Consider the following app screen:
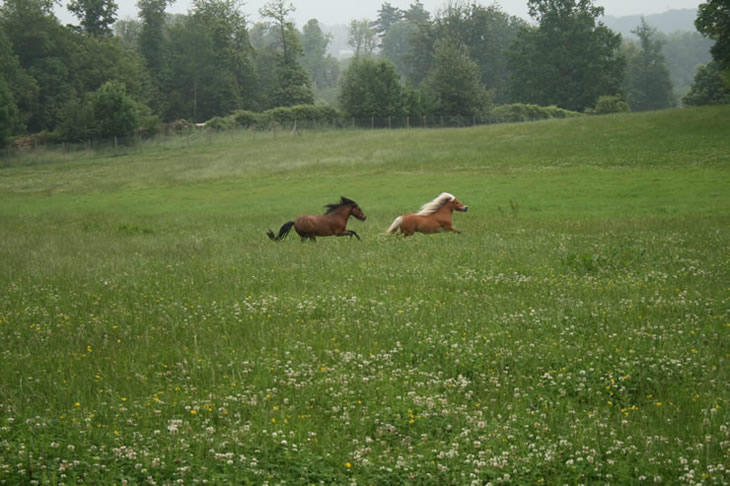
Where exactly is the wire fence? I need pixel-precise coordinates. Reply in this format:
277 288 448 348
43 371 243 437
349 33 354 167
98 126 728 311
2 114 493 161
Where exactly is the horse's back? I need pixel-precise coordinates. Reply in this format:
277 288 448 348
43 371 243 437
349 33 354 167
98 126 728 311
295 214 336 237
294 214 318 234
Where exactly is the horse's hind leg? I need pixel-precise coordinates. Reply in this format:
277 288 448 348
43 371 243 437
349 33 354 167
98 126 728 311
399 219 416 237
296 228 316 242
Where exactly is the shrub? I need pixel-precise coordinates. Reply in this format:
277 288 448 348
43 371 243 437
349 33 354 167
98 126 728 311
134 101 160 138
205 116 234 131
487 104 581 123
682 62 730 106
266 104 341 125
56 96 96 142
232 110 263 128
593 95 631 114
92 81 139 139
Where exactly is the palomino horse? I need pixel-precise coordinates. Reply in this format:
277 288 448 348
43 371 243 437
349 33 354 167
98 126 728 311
386 192 468 236
267 197 366 242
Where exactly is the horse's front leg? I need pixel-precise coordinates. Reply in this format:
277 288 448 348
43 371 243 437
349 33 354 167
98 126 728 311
443 224 461 234
337 230 360 240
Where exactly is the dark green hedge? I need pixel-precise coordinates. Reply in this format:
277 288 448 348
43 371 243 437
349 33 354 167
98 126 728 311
486 104 582 123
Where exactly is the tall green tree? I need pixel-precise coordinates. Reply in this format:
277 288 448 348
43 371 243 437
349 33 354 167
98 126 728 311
380 21 419 79
624 18 674 111
507 0 625 111
372 2 403 39
59 80 140 142
660 31 714 97
56 94 96 142
348 19 378 57
403 1 430 24
0 24 35 136
422 38 491 116
72 35 151 103
682 61 730 105
338 57 405 118
0 0 76 132
695 0 730 69
67 0 118 37
300 19 338 91
411 3 523 104
114 18 142 50
249 22 278 109
164 0 257 121
260 1 314 107
0 0 153 139
0 77 18 147
91 80 138 138
0 30 18 144
137 0 173 82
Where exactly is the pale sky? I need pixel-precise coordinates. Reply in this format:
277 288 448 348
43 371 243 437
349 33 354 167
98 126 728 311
54 0 703 27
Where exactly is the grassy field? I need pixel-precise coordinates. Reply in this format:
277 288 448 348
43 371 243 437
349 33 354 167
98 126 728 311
0 106 728 484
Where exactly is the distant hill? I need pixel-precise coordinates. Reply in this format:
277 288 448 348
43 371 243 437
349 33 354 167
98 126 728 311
601 9 698 37
600 9 712 97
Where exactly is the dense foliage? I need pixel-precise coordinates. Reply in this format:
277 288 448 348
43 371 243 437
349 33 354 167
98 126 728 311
507 0 625 112
486 103 582 122
0 0 724 148
421 39 492 117
688 0 730 106
682 61 730 105
696 0 730 69
338 57 406 118
624 19 675 111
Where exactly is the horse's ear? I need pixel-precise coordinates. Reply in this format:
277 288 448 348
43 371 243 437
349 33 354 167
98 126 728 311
341 196 357 206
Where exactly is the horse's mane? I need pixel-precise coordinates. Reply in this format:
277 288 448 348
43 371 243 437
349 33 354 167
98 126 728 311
324 196 359 214
416 192 456 215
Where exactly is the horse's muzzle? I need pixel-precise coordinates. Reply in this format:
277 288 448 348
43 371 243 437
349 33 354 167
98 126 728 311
460 206 469 212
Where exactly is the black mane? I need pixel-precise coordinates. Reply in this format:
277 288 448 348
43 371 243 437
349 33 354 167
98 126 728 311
324 196 359 214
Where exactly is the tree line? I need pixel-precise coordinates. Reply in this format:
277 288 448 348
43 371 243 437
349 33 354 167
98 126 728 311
1 0 729 149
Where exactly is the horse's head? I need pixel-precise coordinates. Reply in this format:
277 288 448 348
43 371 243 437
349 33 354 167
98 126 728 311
448 197 468 212
333 197 366 221
351 204 367 221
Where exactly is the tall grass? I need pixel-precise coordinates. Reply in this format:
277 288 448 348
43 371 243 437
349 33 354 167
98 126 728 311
0 107 728 484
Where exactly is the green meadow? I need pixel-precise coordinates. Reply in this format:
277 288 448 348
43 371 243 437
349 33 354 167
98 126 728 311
0 106 728 484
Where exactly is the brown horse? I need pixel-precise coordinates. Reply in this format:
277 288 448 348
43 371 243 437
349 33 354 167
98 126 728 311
386 192 468 236
267 197 366 242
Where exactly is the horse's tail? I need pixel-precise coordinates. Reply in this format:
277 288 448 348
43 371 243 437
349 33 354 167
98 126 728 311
267 221 295 241
386 216 403 234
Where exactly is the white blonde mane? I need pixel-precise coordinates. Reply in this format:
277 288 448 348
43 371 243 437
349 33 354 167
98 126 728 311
416 192 456 215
